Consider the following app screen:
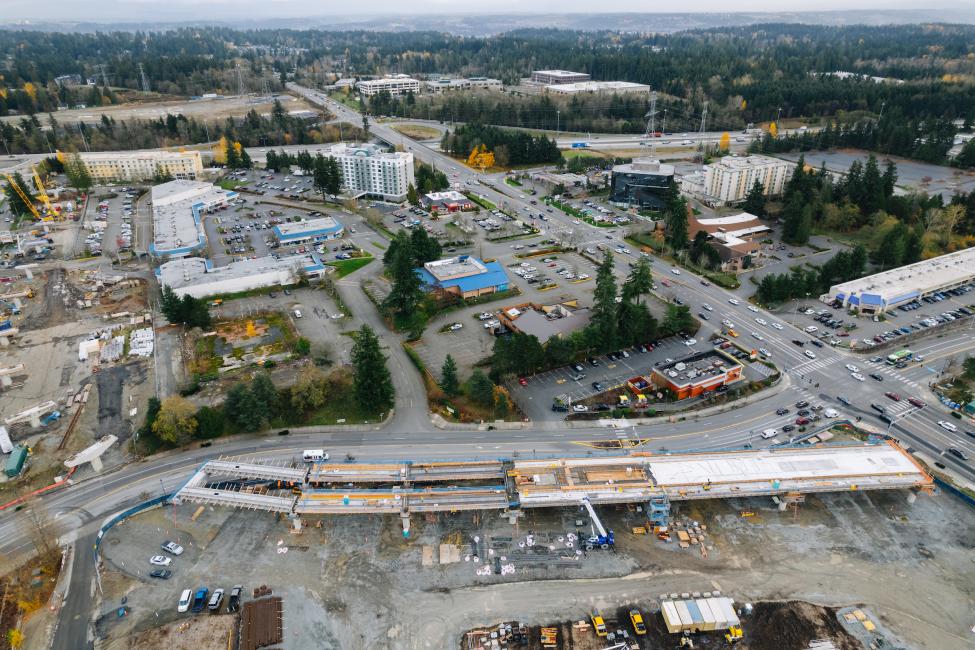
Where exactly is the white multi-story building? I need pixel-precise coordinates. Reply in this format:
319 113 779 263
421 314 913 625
356 74 421 96
424 77 503 93
79 150 203 182
530 70 590 85
703 155 792 205
544 81 651 95
329 143 415 202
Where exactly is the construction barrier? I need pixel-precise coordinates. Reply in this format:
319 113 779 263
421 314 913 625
93 494 169 560
934 477 975 509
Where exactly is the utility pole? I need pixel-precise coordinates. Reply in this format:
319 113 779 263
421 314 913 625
644 91 658 160
236 64 245 97
661 108 667 135
138 63 150 94
879 101 886 120
98 64 110 88
776 107 782 129
556 110 560 134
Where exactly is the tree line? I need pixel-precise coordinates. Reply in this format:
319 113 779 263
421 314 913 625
440 123 562 167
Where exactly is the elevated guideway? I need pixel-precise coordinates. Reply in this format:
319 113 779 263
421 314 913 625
172 440 932 535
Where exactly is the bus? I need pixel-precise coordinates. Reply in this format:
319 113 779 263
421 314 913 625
886 349 913 365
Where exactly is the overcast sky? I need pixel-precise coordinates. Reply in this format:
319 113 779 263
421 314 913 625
0 0 943 23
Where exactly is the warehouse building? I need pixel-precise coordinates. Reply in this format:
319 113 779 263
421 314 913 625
702 155 792 206
79 150 204 182
329 143 415 202
822 247 975 315
415 255 509 300
157 254 326 299
272 216 344 246
150 180 235 258
356 75 421 96
609 158 675 210
530 70 590 85
544 81 651 95
652 350 743 400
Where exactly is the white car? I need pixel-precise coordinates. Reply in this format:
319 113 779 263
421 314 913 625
755 318 767 326
805 325 818 333
578 273 590 280
938 420 958 432
851 373 865 381
161 541 184 556
702 303 714 311
478 312 493 320
293 309 302 318
573 404 588 412
684 338 697 346
149 555 172 566
804 350 816 359
178 589 192 613
671 268 681 275
722 319 733 328
759 347 771 357
449 323 463 331
728 298 740 305
483 320 499 329
747 305 759 313
804 309 815 315
751 332 764 341
761 428 777 439
771 322 783 330
845 364 860 373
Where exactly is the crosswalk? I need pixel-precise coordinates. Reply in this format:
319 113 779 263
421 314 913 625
787 355 922 390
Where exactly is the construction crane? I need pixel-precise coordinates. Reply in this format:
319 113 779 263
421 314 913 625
30 165 58 220
1 173 40 221
581 497 615 550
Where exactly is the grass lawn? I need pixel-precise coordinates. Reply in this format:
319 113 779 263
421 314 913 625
390 123 442 139
326 256 375 278
301 394 384 425
217 178 246 190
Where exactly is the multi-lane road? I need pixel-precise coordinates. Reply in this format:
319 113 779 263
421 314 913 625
0 82 968 649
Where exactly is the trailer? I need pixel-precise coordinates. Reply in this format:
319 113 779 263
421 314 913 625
0 425 12 454
5 445 26 477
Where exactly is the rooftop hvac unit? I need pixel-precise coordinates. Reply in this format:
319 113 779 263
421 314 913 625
668 370 678 378
675 362 686 371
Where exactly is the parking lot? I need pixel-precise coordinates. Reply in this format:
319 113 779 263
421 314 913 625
780 283 975 352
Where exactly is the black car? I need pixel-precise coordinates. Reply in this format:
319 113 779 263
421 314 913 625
588 357 600 366
871 403 886 413
795 401 809 409
946 447 970 461
149 569 172 579
869 373 884 382
228 585 243 613
776 407 789 415
810 340 824 348
791 339 805 347
797 409 810 416
782 424 796 433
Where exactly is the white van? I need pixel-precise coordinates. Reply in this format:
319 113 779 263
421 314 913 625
823 408 839 418
178 589 192 613
805 325 818 333
761 428 777 439
302 449 328 462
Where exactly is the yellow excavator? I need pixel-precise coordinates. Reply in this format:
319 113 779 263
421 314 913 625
724 625 743 645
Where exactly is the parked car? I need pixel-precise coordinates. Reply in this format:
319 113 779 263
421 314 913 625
178 589 192 613
161 541 184 556
191 587 209 613
149 569 172 579
207 588 225 613
149 555 172 566
228 585 243 613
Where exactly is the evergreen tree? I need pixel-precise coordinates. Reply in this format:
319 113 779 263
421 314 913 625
64 151 93 193
440 354 459 396
860 154 884 216
666 194 689 251
622 256 653 304
351 325 394 411
250 372 279 420
467 369 495 407
384 232 423 318
591 250 619 349
410 227 442 265
406 183 420 206
742 179 766 217
881 159 898 199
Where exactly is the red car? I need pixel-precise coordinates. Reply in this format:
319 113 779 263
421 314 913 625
795 417 810 425
907 397 925 408
518 377 528 386
885 392 901 401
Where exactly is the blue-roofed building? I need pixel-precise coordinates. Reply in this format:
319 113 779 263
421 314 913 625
415 255 509 300
273 217 344 246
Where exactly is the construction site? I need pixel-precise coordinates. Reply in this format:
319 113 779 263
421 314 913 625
80 436 973 650
0 256 155 503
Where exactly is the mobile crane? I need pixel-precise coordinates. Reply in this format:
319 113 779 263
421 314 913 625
30 165 58 220
581 497 615 551
2 173 40 221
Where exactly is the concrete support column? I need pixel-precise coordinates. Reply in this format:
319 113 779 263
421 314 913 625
0 336 9 347
291 515 302 532
400 510 411 538
90 455 103 472
29 414 41 428
778 500 788 512
906 491 917 505
23 269 32 280
0 375 11 388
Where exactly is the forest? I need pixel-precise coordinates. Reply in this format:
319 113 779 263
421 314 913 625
440 124 562 166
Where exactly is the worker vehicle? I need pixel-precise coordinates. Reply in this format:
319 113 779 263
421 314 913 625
580 497 614 550
191 587 209 613
629 609 647 634
591 612 607 636
178 589 192 613
725 625 744 644
303 449 328 462
207 588 225 613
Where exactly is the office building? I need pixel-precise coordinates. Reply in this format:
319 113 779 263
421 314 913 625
273 217 345 246
415 256 509 300
530 70 590 85
356 75 421 96
328 143 415 202
157 254 326 299
609 158 675 210
424 77 502 93
823 247 975 315
79 150 204 183
544 81 651 95
703 155 792 206
688 213 768 272
150 180 235 258
652 351 743 400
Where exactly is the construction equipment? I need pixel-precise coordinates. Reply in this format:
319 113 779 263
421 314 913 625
581 497 615 550
591 612 608 637
724 625 743 644
30 165 58 220
630 609 647 635
2 173 40 221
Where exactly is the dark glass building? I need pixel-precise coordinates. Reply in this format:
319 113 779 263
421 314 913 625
609 158 675 210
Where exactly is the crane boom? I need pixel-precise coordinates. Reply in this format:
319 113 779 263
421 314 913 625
2 174 40 221
30 165 56 219
581 497 608 538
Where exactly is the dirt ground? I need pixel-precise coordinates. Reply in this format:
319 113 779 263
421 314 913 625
108 613 236 650
95 485 975 650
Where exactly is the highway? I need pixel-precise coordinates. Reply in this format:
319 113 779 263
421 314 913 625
0 82 967 649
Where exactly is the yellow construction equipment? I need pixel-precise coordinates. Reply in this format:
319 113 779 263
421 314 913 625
725 625 743 644
30 165 58 220
2 173 40 221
